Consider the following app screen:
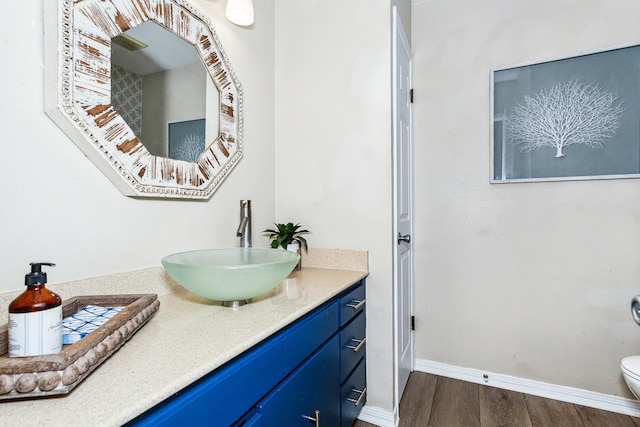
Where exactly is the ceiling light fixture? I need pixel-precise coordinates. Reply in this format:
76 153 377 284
225 0 254 26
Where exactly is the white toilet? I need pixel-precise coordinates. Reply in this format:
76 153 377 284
621 356 640 399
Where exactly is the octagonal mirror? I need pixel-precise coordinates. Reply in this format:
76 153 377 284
44 0 243 199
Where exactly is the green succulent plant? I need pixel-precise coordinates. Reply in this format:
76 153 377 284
263 222 310 251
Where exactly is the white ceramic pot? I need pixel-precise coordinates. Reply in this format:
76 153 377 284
286 243 301 271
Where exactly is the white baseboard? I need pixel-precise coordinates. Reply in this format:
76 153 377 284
415 358 640 418
358 405 397 427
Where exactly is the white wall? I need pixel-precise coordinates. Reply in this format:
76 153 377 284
274 0 396 414
413 0 640 398
0 1 276 292
142 62 207 157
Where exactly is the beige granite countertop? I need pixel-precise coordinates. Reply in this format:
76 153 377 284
0 249 368 426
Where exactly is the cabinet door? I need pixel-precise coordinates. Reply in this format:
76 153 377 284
257 335 340 426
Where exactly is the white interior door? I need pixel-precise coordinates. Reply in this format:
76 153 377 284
393 7 414 408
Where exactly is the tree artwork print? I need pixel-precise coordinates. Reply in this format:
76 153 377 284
507 80 625 159
492 44 640 182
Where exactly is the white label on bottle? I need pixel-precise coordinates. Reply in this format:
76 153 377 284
8 306 62 357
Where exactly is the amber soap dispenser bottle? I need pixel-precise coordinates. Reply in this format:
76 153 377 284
8 263 62 357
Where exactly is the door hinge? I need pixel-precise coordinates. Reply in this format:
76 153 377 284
411 315 415 331
410 88 414 103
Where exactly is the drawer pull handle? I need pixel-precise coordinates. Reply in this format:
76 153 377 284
302 410 320 426
346 299 365 311
346 338 366 353
347 387 367 407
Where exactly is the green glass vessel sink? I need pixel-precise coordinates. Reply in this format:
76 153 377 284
161 248 300 304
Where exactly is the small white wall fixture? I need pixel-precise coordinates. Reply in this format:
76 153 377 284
44 0 243 199
225 0 255 26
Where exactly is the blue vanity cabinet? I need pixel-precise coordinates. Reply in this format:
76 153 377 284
127 279 366 427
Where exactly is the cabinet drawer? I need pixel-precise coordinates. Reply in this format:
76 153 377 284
340 311 366 382
340 281 366 327
341 358 367 427
257 335 340 426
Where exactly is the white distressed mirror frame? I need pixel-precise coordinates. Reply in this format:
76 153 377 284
44 0 243 199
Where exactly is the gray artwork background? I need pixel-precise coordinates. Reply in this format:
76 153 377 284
493 45 640 181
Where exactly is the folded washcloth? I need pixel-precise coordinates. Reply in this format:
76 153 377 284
62 305 124 344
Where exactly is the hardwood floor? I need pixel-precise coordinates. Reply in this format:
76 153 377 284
353 372 640 427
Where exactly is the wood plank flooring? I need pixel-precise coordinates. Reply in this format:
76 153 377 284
353 372 640 427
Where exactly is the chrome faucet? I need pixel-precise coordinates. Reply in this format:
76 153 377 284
236 200 252 248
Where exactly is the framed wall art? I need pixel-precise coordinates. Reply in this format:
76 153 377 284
491 44 640 183
168 118 206 163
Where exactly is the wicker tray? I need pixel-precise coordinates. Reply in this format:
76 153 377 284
0 294 159 400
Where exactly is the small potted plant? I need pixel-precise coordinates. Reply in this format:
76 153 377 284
263 222 310 271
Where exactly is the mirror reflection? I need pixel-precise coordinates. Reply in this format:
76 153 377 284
110 21 220 162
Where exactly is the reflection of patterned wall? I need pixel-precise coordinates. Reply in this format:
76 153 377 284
111 65 143 137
